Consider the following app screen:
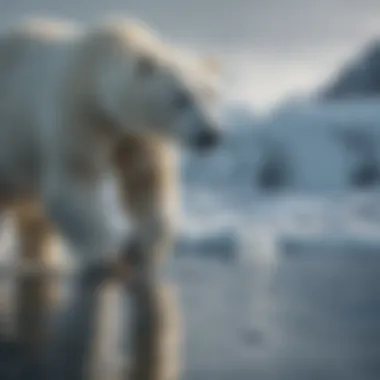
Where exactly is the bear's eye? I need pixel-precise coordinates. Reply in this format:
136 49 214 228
172 92 190 111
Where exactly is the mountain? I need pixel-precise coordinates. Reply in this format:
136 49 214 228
320 39 380 100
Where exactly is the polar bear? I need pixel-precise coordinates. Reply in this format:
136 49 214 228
0 16 221 379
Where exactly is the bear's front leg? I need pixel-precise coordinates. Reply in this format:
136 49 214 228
114 138 182 380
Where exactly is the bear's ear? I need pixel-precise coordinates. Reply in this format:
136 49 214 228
201 55 221 75
136 55 156 77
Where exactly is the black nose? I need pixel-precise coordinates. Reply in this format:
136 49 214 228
194 129 221 150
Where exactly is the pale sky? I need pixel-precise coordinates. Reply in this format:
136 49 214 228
1 0 380 110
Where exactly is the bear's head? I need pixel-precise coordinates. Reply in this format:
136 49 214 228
87 19 222 151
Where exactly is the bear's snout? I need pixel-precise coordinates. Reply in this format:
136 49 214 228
194 128 221 151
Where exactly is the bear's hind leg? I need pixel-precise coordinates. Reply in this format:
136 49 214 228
12 198 61 377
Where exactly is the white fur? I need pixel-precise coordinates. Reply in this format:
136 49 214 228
0 16 220 264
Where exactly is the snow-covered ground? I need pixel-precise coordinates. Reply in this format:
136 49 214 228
1 99 380 379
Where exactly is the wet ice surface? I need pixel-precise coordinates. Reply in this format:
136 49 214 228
176 248 380 380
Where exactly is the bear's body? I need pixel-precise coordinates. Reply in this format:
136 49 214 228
0 16 221 379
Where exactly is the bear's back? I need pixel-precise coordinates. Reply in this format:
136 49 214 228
0 18 80 100
0 18 80 199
